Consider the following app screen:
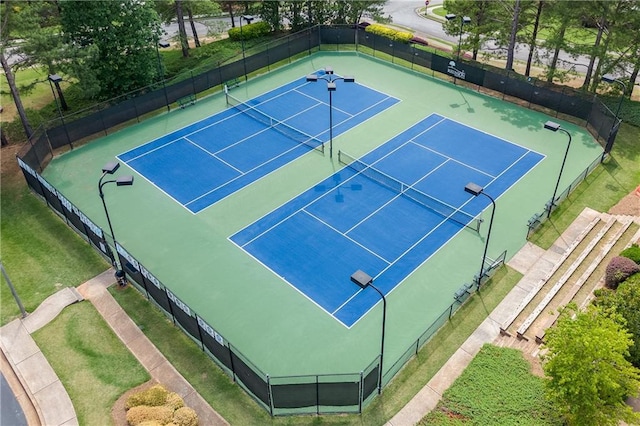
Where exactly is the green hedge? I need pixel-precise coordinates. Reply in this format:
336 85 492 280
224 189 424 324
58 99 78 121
228 21 271 41
364 24 413 43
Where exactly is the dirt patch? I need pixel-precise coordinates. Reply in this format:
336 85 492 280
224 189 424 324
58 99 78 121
521 350 545 378
1 144 24 186
111 379 158 426
608 187 640 217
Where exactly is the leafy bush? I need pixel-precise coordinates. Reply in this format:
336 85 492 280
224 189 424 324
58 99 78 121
126 405 173 425
620 244 640 264
164 392 185 411
228 21 271 41
172 407 198 426
605 256 640 290
365 24 413 43
126 385 169 409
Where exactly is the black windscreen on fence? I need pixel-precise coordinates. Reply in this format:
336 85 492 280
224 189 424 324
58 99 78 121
101 98 139 129
200 324 234 371
505 77 534 102
166 79 197 104
558 91 593 121
145 278 172 314
482 70 508 93
363 366 379 400
168 293 200 341
231 351 270 406
320 25 355 45
272 383 317 408
531 86 563 111
319 381 360 406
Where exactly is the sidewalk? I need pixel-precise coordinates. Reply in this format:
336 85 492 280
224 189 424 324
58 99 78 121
0 269 228 426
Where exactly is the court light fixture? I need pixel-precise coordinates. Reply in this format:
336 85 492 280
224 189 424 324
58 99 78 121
350 269 386 395
306 68 355 159
98 161 134 286
543 121 572 219
464 183 496 290
445 13 471 61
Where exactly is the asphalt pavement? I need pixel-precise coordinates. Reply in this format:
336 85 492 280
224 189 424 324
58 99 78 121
0 372 27 426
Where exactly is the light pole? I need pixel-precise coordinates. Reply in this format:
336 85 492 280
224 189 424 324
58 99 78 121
156 40 170 112
543 121 572 219
350 270 386 394
464 183 496 290
445 14 471 62
98 162 134 286
238 15 254 82
306 67 355 159
1 261 27 318
601 74 627 159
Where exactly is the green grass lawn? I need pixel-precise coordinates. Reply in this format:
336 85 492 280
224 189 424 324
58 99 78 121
419 344 561 425
528 123 640 249
31 301 149 425
110 264 522 425
0 158 110 325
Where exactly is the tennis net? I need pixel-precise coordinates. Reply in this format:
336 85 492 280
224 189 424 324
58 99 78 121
338 151 481 232
225 85 324 153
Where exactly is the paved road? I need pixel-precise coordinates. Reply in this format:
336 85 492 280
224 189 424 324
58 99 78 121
382 0 596 74
0 373 27 426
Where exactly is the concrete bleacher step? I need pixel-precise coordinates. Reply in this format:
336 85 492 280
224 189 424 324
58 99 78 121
533 218 636 343
517 215 621 340
499 214 602 336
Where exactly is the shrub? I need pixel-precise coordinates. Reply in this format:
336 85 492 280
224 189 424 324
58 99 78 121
165 392 185 411
365 24 413 43
173 407 198 426
620 244 640 264
605 256 640 289
228 21 271 41
126 405 173 425
126 385 170 409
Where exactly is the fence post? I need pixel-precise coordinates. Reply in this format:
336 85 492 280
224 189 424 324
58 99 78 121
267 375 274 416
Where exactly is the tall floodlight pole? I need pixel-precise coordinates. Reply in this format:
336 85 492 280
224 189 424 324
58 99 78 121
464 183 496 290
306 67 355 159
239 15 254 82
445 14 471 62
601 74 627 160
350 270 386 394
543 121 572 219
98 162 134 285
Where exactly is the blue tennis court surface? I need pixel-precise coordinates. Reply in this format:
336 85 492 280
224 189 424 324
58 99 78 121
230 114 545 327
118 72 399 213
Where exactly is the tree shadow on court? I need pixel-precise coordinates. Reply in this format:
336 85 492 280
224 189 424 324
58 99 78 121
480 95 549 132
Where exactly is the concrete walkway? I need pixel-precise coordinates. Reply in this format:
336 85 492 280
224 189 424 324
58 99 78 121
0 269 228 426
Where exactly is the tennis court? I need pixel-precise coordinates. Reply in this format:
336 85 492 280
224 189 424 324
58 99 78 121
231 113 543 326
41 52 603 383
118 71 399 213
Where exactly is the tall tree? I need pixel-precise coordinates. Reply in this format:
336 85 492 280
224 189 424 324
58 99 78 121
60 0 162 99
539 0 579 82
175 0 189 57
0 0 34 140
542 304 640 426
505 0 521 70
523 0 544 76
